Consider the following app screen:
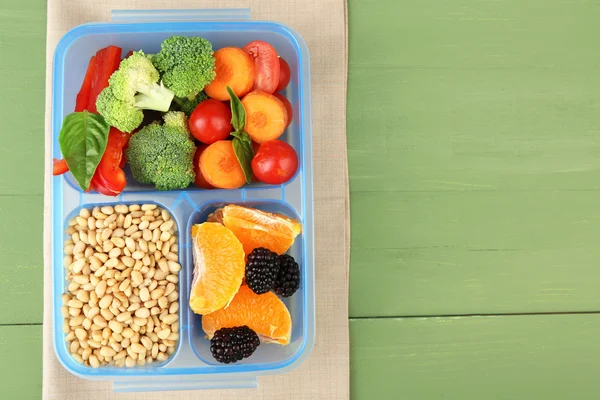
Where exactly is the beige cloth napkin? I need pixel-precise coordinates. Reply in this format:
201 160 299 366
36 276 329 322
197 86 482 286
43 0 349 398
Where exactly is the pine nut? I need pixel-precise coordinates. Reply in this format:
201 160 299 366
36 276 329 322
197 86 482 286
68 299 83 308
135 308 150 318
105 258 119 268
162 314 178 325
158 297 168 309
69 307 81 317
131 342 145 354
165 252 178 262
82 347 92 361
165 283 176 297
100 308 114 321
152 229 161 243
69 315 85 327
72 353 84 364
100 347 116 357
93 315 107 328
157 328 170 340
119 279 131 292
161 242 170 256
108 248 121 259
166 261 181 273
159 220 173 232
167 291 178 302
112 204 127 214
101 206 114 215
149 220 162 231
131 271 143 286
139 287 150 302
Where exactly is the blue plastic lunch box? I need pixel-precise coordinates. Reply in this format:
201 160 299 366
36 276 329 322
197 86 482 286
51 8 314 392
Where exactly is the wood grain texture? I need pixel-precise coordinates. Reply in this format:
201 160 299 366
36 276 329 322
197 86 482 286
0 0 46 195
347 0 600 316
0 325 42 400
351 315 600 400
0 196 44 324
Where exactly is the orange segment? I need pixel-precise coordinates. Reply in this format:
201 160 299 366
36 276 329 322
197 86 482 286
202 284 292 345
189 222 245 315
221 205 302 255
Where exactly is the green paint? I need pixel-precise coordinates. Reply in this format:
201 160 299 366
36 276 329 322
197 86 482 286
348 0 600 316
351 316 600 400
0 326 42 399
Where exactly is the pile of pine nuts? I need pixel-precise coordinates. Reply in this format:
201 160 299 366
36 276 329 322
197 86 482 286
62 203 180 368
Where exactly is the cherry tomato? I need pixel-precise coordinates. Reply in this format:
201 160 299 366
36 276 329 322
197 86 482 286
243 40 280 93
193 144 214 189
189 99 233 144
251 140 298 184
52 158 69 176
251 141 261 182
273 93 293 128
275 57 291 92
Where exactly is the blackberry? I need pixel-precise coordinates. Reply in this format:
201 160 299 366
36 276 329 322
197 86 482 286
273 254 300 297
245 247 281 294
210 326 260 363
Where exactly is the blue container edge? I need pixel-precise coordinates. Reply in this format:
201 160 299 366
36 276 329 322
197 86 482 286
51 16 316 387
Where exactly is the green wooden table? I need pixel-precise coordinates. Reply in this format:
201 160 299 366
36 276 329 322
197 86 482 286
3 0 600 398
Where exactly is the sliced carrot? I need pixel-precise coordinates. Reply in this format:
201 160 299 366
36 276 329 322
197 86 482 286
241 91 288 143
205 47 256 101
199 140 246 189
193 144 214 189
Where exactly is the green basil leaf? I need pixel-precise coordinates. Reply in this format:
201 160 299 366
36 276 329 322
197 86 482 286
227 86 246 132
58 111 110 190
232 134 254 184
230 130 252 144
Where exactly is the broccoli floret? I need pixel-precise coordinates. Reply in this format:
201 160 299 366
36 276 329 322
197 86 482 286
152 36 216 99
125 111 196 190
96 50 175 133
172 91 209 115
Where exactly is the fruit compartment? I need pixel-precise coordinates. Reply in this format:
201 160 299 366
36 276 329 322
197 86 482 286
54 20 307 194
186 199 309 371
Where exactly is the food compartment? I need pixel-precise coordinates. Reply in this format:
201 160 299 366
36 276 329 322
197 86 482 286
54 200 186 375
186 199 309 370
54 21 307 194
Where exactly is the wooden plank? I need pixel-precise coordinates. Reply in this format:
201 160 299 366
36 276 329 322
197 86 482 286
347 0 600 316
0 325 42 400
351 315 600 400
350 190 600 317
348 0 600 193
0 0 46 195
0 196 43 324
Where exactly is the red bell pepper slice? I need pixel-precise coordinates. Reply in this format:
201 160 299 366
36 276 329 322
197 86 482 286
75 55 96 112
90 128 128 196
52 158 69 176
87 46 122 113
